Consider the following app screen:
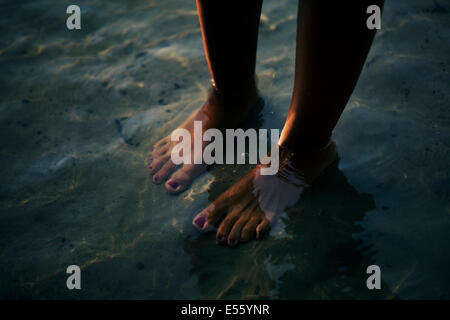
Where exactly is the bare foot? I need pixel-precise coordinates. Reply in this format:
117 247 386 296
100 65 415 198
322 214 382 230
192 141 338 247
149 85 260 194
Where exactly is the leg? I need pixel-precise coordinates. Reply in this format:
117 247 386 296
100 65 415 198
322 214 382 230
150 0 263 193
279 0 384 150
193 0 384 247
198 0 262 95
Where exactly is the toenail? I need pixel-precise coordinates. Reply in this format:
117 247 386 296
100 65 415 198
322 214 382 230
149 166 152 170
229 238 237 245
168 181 179 189
150 157 153 160
194 216 206 228
154 176 159 182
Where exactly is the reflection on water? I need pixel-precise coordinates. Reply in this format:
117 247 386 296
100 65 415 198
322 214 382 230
0 0 449 299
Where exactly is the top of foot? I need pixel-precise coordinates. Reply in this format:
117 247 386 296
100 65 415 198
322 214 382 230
192 141 337 247
149 84 262 194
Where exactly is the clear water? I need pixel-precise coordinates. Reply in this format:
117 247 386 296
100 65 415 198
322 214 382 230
1 0 449 299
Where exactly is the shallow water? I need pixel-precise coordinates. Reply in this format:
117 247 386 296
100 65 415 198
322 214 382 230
1 0 449 299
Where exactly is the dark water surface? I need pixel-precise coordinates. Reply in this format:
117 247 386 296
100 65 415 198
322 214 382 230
0 0 449 299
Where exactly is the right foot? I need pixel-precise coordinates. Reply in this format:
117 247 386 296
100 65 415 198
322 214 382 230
149 85 261 194
191 141 338 247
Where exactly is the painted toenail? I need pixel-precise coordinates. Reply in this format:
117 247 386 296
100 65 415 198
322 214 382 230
154 176 159 182
168 181 179 189
150 157 153 160
194 216 206 228
229 238 236 245
149 166 152 170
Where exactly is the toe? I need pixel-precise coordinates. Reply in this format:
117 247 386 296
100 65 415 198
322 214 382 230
192 203 227 232
153 137 169 150
149 154 170 175
151 144 170 158
192 190 236 234
215 195 254 244
155 160 179 183
227 214 250 247
165 163 206 194
256 218 270 240
240 215 261 243
216 211 240 245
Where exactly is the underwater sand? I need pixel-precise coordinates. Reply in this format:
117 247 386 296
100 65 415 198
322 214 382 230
0 0 449 299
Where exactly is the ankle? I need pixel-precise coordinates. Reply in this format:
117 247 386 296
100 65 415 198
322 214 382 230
211 75 258 103
279 134 331 154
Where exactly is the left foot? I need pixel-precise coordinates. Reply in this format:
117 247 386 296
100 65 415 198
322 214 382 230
192 141 337 247
149 85 260 194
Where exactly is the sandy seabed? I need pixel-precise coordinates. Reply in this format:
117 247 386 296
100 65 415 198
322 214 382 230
0 0 449 299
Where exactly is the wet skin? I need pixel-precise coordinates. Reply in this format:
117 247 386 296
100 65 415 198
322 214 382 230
192 141 337 247
149 87 260 194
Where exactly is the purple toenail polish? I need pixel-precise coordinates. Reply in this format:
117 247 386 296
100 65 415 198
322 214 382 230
150 157 153 160
194 216 206 228
154 176 159 182
168 181 179 189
